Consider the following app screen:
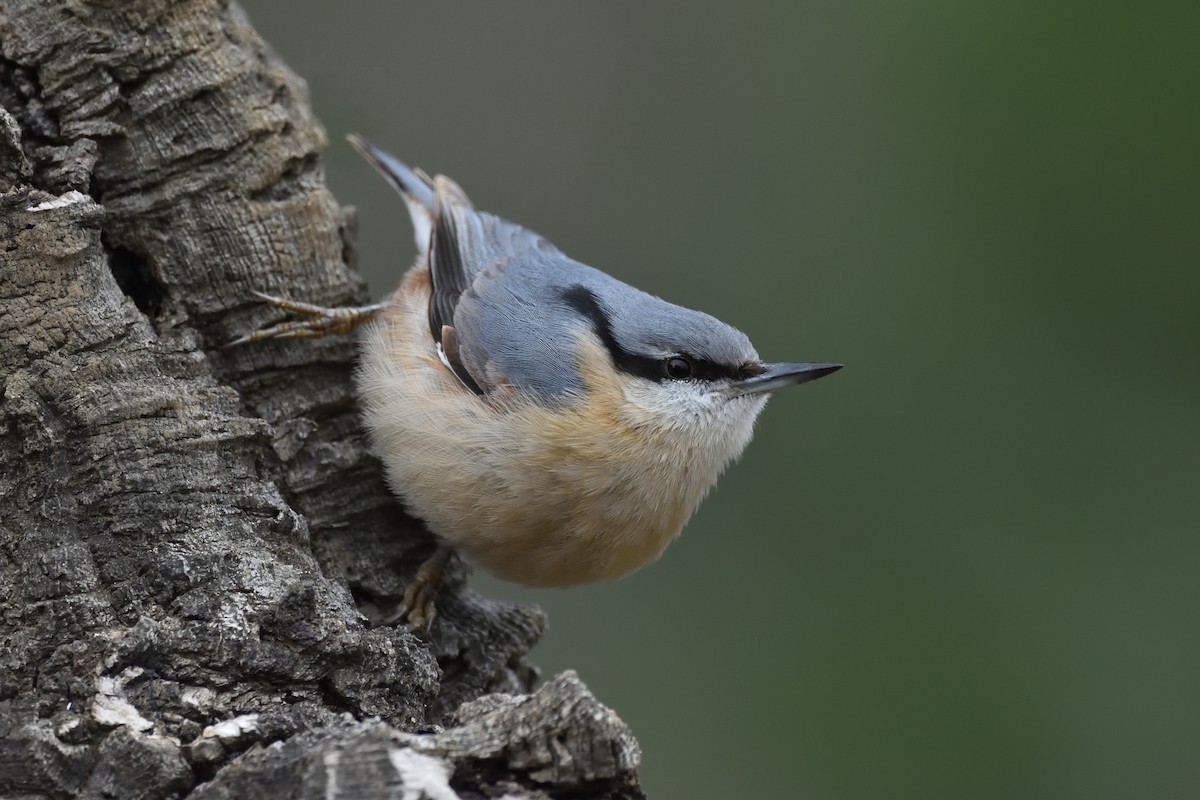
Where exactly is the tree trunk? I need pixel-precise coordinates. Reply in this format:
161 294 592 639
0 2 643 797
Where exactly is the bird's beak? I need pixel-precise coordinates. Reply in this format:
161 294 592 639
734 362 843 395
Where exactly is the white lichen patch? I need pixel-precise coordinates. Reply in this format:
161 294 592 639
92 689 154 732
91 668 154 732
199 713 260 743
29 190 90 211
389 748 459 800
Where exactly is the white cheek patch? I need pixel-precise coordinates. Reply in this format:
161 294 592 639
621 379 769 474
626 379 750 428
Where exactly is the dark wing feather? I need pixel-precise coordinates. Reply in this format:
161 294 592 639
427 176 478 340
428 179 488 396
429 206 469 342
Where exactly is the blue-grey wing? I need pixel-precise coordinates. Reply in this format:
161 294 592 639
433 198 596 402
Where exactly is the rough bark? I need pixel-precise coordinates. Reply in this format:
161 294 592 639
0 2 643 798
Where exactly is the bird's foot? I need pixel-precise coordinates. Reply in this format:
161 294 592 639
225 291 385 346
380 545 454 632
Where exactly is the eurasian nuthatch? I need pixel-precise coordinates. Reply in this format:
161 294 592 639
235 136 841 626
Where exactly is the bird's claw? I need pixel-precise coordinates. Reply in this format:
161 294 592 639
378 545 454 633
398 575 440 632
225 291 385 347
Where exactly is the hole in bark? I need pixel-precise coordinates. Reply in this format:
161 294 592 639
106 241 165 316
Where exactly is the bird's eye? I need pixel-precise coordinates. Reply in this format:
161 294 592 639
664 356 694 380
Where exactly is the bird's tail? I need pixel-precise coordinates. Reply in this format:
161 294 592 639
346 134 436 211
347 135 475 254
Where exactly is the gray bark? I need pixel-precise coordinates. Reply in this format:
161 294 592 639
0 2 643 798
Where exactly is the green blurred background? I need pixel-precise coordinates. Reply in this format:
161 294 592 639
239 3 1199 798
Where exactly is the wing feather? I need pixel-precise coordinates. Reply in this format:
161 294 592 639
428 177 475 344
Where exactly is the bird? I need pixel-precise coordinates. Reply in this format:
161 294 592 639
232 135 842 628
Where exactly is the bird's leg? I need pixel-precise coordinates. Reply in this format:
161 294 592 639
380 543 455 632
225 291 385 346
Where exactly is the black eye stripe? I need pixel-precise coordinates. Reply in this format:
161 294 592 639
669 355 744 382
559 285 749 384
560 285 663 382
